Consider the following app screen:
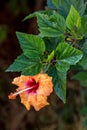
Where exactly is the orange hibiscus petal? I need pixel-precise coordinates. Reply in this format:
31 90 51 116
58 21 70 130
35 73 53 96
28 94 49 111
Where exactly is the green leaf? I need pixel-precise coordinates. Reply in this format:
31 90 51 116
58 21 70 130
56 42 83 65
66 5 81 30
6 54 42 75
82 42 87 54
56 61 70 73
23 10 54 21
52 0 61 7
43 37 58 52
52 0 86 18
47 0 55 9
23 12 37 21
6 54 30 72
48 41 82 103
37 12 66 37
73 71 87 87
80 15 87 37
16 32 45 59
79 54 87 70
47 50 54 63
49 66 66 103
21 62 42 76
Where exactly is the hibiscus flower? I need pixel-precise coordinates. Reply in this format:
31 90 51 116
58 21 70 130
8 73 53 111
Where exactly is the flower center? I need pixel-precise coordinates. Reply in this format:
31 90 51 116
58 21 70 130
8 78 39 99
25 78 39 93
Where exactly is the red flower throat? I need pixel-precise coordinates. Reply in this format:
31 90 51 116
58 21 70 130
25 78 39 93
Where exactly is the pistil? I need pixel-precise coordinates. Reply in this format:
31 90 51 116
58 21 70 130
8 86 36 99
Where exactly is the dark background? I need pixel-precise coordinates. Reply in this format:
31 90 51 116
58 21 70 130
0 0 86 130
